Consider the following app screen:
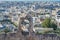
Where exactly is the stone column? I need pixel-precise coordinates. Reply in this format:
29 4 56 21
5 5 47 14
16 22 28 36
16 17 25 40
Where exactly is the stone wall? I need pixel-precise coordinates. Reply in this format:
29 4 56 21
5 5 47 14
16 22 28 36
0 33 60 40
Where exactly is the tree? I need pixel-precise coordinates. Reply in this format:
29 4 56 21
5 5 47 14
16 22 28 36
4 28 11 40
41 18 57 30
4 28 10 33
41 18 51 28
51 22 57 30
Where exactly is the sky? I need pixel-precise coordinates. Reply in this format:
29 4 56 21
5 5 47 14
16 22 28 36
0 0 60 1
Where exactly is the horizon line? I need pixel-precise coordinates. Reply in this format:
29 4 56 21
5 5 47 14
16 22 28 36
0 0 60 2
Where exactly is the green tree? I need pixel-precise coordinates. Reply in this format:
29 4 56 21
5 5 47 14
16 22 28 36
4 28 11 40
41 18 51 28
51 22 57 30
4 28 10 33
41 18 57 30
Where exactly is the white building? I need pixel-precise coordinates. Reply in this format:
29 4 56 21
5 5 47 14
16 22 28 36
55 10 60 28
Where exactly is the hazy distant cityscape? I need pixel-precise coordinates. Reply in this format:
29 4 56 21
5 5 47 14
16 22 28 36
0 1 60 40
